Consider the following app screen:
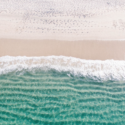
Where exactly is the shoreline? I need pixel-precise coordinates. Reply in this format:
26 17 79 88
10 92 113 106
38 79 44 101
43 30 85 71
0 39 125 60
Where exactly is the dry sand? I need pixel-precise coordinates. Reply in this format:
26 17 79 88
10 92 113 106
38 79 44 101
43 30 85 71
0 39 125 60
0 0 125 40
0 0 125 60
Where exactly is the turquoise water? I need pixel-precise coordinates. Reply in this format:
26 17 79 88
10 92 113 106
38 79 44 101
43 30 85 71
0 69 125 125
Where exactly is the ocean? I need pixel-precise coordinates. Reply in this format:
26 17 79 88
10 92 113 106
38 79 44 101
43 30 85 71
0 56 125 124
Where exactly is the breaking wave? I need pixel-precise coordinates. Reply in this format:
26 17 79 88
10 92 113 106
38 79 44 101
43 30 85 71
0 56 125 81
1 56 125 124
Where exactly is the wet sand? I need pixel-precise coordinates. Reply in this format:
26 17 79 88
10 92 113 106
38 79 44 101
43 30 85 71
0 39 125 60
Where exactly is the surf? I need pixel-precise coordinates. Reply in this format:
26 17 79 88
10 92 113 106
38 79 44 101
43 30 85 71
0 56 125 81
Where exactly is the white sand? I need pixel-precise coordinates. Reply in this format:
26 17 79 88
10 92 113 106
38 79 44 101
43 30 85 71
0 0 125 40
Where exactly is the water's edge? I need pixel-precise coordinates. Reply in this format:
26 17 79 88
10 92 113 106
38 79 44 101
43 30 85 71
0 56 125 81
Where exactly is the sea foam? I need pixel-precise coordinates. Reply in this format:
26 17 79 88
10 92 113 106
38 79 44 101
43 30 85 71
0 56 125 81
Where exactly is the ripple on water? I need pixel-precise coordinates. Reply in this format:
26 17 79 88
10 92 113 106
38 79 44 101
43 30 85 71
0 69 125 124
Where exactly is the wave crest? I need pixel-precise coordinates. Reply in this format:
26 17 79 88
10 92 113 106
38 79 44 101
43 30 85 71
0 56 125 81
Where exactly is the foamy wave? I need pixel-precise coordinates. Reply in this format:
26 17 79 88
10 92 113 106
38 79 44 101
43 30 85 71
0 56 125 81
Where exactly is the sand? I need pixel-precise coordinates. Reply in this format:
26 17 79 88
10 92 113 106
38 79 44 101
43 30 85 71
0 0 125 40
0 0 125 60
0 39 125 60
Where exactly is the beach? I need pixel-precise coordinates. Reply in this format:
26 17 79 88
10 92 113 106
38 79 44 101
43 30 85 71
1 0 125 124
0 39 125 60
0 0 125 60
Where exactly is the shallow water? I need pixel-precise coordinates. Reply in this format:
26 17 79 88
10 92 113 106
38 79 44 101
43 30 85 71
0 56 125 124
0 69 125 125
